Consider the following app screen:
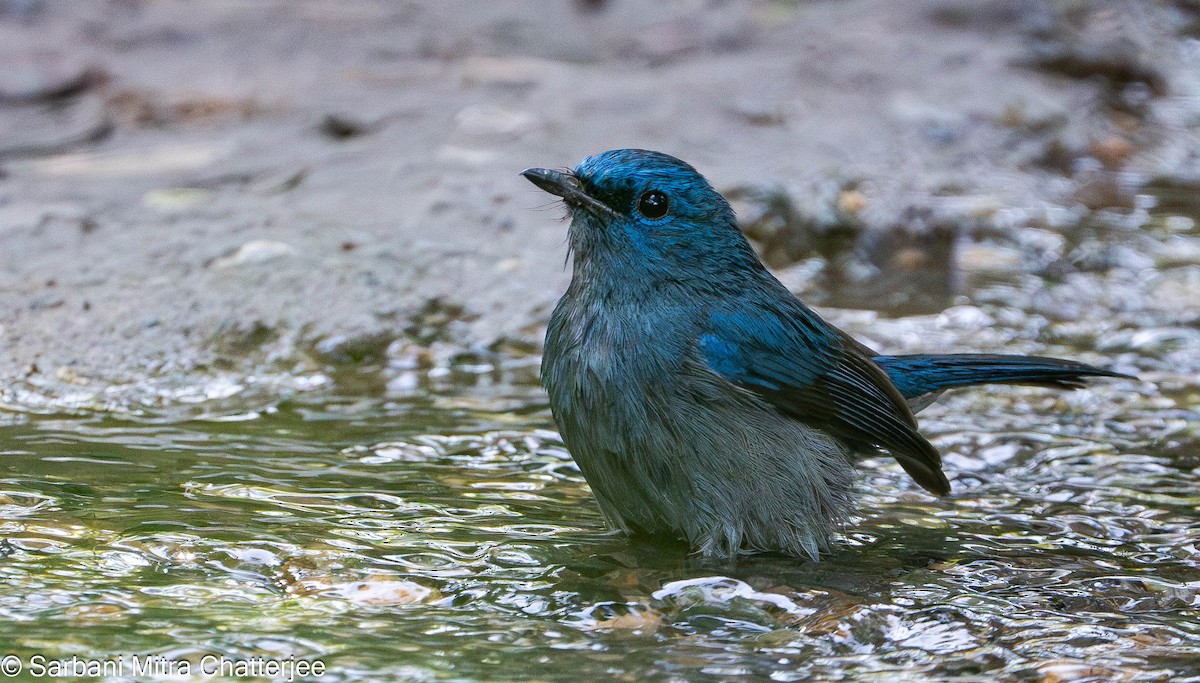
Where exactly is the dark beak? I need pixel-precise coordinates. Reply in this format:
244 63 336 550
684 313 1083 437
520 167 617 217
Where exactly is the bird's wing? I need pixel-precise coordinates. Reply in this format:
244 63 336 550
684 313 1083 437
698 303 950 495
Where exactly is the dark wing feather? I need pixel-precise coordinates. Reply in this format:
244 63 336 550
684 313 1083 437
699 304 950 495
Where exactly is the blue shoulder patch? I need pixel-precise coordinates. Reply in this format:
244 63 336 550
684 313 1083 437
698 333 741 375
700 306 841 394
699 330 784 391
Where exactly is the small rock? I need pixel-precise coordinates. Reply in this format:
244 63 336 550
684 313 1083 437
311 331 394 365
997 96 1068 133
211 320 276 356
589 606 664 632
1035 660 1119 683
342 578 439 606
142 187 213 211
64 603 128 625
1149 266 1200 311
1072 173 1135 210
54 366 88 385
318 113 373 139
288 573 440 607
212 240 298 268
729 94 787 126
1090 135 1135 170
386 372 420 395
574 0 609 13
837 189 868 216
1164 215 1195 233
494 257 523 273
959 242 1022 273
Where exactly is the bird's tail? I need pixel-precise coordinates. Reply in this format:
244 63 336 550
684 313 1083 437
873 354 1132 409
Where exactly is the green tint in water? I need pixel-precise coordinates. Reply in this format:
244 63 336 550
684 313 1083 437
0 372 1197 682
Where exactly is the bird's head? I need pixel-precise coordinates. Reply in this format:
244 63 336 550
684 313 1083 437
522 149 758 278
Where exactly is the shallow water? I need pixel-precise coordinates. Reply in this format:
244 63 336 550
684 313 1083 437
2 214 1199 681
1 360 1196 681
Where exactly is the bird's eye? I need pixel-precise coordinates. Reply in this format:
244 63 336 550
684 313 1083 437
636 190 669 220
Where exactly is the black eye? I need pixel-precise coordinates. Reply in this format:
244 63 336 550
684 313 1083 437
636 190 669 220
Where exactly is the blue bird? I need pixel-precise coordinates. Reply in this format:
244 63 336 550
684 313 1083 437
522 149 1130 560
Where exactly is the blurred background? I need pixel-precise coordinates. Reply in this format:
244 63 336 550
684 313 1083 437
0 2 1198 681
0 0 1196 403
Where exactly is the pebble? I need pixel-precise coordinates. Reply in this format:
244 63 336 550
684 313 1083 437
1164 215 1195 233
1150 236 1200 268
338 578 439 606
1090 135 1136 170
587 606 664 632
959 242 1022 273
729 94 788 126
142 187 213 211
318 113 372 140
212 239 298 269
1035 660 1118 683
288 574 440 606
997 95 1068 132
1148 266 1200 310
